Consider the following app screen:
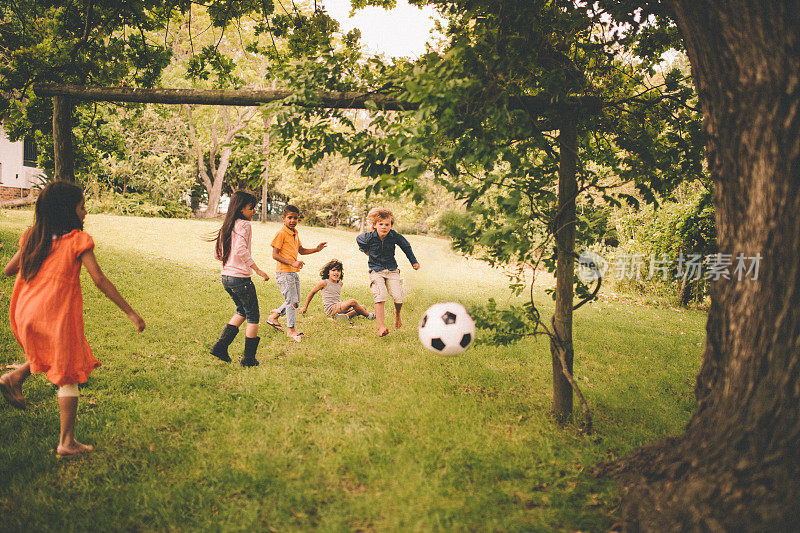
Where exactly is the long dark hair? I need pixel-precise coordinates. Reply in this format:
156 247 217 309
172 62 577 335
320 259 343 280
216 190 258 265
20 181 85 281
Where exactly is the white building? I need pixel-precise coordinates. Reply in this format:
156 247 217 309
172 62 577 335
0 126 45 201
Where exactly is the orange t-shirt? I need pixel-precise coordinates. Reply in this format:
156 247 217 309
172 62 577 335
10 229 100 386
271 225 301 273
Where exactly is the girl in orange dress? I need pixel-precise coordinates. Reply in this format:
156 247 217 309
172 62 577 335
0 182 145 456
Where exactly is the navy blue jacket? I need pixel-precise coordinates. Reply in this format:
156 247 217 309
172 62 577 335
356 229 419 272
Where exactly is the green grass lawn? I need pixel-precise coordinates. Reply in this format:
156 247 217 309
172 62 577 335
0 209 706 532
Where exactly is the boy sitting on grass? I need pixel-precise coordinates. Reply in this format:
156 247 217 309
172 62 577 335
299 259 375 320
356 207 420 337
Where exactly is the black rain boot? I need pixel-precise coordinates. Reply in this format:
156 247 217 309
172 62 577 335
210 324 239 362
241 336 260 367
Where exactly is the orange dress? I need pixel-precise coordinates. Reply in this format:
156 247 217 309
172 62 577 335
10 229 100 386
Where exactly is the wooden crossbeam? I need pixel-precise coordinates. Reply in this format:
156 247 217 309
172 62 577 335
34 84 419 111
33 83 602 116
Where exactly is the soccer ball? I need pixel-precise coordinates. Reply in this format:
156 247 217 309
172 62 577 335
418 302 476 356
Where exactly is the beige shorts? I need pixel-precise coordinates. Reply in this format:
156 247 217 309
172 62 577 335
369 269 404 304
325 302 347 317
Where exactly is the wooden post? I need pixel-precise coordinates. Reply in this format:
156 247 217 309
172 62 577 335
52 96 75 182
550 114 577 421
260 114 272 222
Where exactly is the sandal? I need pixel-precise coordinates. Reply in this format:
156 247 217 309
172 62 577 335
265 320 284 332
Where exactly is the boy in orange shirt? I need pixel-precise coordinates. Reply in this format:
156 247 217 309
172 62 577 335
265 205 326 342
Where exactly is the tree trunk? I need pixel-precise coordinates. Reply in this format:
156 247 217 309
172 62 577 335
609 2 800 530
678 277 694 307
203 143 234 218
206 181 223 219
550 116 577 421
261 114 272 222
52 96 75 182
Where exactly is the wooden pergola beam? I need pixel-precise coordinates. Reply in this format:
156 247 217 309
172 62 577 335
34 84 419 111
33 83 603 116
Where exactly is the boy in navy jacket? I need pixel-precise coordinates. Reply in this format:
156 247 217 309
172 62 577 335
356 207 420 336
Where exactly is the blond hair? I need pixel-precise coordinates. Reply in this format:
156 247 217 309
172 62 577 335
367 207 394 228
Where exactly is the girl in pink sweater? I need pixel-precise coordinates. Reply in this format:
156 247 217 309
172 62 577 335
210 191 270 367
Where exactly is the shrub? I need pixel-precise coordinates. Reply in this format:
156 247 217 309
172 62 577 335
86 190 191 218
614 187 715 306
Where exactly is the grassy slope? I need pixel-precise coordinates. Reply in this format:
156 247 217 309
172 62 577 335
0 210 705 532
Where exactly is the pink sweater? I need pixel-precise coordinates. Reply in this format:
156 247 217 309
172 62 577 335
219 219 256 277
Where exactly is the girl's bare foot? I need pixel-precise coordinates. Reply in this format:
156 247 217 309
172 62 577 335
0 373 25 410
394 316 402 329
56 441 94 456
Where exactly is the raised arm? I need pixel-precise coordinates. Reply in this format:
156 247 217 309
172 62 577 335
4 250 21 277
80 250 145 332
299 242 327 255
299 280 326 314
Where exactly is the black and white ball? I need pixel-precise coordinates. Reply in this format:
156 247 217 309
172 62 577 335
418 302 476 356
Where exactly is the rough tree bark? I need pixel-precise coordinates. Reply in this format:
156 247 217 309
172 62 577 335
52 96 75 182
608 2 800 530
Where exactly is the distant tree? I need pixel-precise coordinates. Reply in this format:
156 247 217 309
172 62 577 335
168 3 342 217
76 103 194 203
185 103 258 216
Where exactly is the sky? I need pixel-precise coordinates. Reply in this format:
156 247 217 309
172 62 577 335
320 0 443 59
